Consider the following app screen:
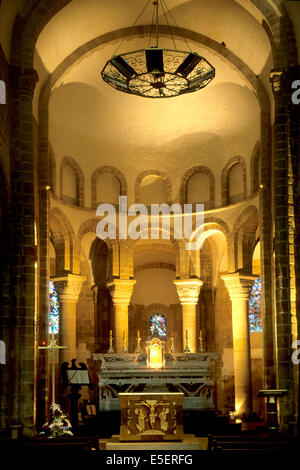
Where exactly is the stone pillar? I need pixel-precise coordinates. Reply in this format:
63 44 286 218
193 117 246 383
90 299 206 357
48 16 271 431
222 273 256 416
8 67 39 435
270 67 300 432
174 279 202 353
53 274 85 364
107 279 136 353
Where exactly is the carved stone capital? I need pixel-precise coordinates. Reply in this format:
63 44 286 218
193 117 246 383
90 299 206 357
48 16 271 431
269 69 285 95
52 274 86 302
174 279 203 304
221 273 257 300
270 66 300 97
107 279 136 305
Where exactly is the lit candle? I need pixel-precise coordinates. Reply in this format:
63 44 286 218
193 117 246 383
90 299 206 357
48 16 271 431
137 330 140 338
109 330 112 337
199 330 203 339
186 329 188 339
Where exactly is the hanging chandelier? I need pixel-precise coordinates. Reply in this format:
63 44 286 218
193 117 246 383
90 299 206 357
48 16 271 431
101 0 215 98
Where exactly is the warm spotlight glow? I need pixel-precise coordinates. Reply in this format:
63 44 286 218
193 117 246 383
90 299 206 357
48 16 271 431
150 345 161 368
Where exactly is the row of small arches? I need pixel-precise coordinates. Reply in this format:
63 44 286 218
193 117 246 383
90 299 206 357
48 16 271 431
50 151 260 209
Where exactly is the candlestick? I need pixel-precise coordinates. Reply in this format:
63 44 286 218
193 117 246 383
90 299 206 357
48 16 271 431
135 331 142 353
169 334 175 354
198 330 204 352
122 330 128 354
184 329 191 353
107 330 115 354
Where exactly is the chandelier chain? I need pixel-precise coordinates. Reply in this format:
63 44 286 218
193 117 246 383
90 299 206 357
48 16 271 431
160 0 177 50
161 0 192 53
112 0 152 57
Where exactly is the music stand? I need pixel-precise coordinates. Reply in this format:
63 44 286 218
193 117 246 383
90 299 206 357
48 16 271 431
61 359 93 430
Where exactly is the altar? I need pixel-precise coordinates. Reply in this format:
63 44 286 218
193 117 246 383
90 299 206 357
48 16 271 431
93 349 218 411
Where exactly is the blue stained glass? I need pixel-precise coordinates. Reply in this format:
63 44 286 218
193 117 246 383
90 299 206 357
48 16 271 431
49 280 59 334
150 314 166 338
248 277 262 332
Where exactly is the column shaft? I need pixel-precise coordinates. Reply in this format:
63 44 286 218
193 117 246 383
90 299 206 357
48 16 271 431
181 303 197 353
230 296 252 414
222 273 256 416
174 279 202 353
107 279 136 354
114 304 130 354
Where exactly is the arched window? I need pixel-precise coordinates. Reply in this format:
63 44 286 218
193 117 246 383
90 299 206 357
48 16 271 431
229 162 244 204
62 164 77 205
49 280 59 334
248 278 262 332
187 172 211 206
96 173 120 204
140 175 167 205
150 314 166 338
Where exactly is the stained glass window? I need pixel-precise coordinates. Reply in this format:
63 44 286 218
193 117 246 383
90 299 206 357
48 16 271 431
150 314 166 338
49 280 59 334
248 277 262 332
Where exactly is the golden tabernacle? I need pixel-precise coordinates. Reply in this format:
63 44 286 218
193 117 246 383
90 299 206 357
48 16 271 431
119 392 184 441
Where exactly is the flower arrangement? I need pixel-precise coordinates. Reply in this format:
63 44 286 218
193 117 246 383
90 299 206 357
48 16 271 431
41 402 73 437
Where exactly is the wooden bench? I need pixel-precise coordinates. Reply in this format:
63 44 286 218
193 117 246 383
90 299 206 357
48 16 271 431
0 436 99 454
208 434 298 452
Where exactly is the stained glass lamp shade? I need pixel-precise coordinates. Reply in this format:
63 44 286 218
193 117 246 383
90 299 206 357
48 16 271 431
101 0 215 98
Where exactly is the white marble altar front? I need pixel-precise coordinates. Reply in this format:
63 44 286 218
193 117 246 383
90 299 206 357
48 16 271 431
93 351 218 411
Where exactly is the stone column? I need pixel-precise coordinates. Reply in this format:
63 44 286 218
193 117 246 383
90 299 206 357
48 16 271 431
53 274 85 364
107 279 136 353
174 279 202 353
222 273 256 416
270 67 300 432
8 67 39 435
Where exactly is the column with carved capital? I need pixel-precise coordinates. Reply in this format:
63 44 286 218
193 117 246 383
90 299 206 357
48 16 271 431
107 279 136 353
174 279 203 353
53 274 85 364
222 273 256 415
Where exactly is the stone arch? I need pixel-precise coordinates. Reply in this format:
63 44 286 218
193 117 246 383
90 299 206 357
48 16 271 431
233 205 260 273
221 156 247 206
91 166 127 208
50 206 79 274
48 144 56 194
134 262 176 276
60 156 85 207
251 142 261 194
135 170 172 205
89 238 109 286
188 217 230 279
77 218 120 279
180 165 215 208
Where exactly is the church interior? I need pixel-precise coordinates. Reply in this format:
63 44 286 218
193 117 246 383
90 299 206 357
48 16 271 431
0 0 300 454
